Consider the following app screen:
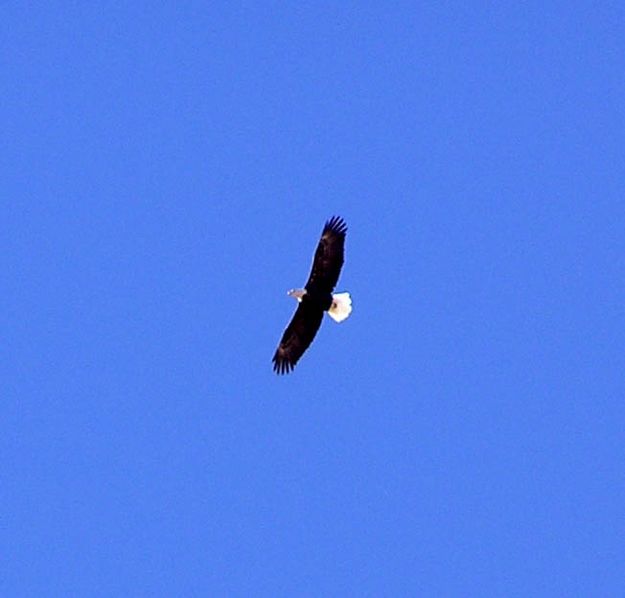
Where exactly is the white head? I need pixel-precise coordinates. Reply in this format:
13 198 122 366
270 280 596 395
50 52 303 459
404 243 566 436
287 288 307 302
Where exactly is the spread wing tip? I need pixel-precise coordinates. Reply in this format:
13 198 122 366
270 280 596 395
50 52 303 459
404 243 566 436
272 355 294 375
324 215 348 236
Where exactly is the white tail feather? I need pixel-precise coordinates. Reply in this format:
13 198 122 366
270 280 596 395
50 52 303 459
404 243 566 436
328 292 352 323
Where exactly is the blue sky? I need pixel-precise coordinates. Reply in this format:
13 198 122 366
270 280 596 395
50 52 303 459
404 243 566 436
3 3 624 595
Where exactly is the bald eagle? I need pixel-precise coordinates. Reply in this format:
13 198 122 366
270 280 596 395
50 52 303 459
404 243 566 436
272 216 352 374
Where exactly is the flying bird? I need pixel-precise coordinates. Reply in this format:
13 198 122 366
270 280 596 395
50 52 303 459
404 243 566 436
272 216 352 374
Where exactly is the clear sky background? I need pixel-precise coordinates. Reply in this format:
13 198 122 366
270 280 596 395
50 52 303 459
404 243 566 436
3 3 624 596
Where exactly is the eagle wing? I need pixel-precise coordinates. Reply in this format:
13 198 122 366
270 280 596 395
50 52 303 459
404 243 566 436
304 216 347 293
272 301 324 374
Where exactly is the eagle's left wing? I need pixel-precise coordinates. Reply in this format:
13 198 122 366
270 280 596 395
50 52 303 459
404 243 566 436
304 216 347 293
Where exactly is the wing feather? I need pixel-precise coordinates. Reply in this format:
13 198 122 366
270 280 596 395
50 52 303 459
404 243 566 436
304 216 347 293
272 302 324 374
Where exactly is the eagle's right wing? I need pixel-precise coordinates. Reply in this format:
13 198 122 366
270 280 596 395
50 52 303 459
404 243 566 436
272 302 324 374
